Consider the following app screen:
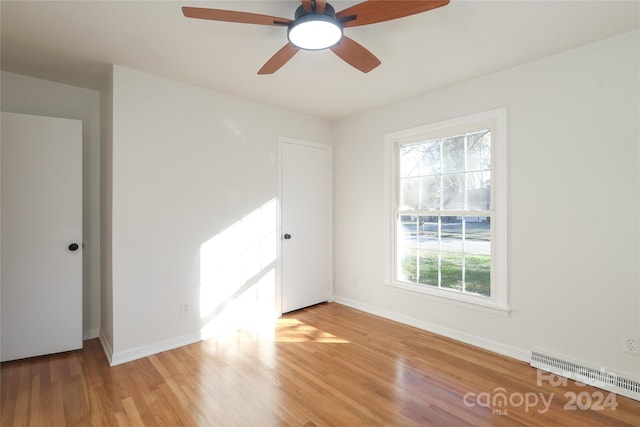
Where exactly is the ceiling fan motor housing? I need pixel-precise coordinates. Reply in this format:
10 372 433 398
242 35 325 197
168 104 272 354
294 2 337 20
288 3 343 50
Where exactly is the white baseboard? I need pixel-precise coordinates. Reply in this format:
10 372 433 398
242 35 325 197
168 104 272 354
109 332 202 366
333 295 529 363
98 330 113 365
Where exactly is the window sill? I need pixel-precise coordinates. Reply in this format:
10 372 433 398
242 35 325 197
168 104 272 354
384 280 511 317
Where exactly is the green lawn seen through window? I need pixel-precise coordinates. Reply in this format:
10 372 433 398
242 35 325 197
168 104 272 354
400 252 490 297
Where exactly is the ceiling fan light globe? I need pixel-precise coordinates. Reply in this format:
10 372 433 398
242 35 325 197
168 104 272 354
288 16 343 50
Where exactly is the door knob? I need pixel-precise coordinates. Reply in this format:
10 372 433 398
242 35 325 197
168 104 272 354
68 243 79 251
283 234 292 240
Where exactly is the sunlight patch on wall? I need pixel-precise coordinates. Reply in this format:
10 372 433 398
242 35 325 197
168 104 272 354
199 199 278 338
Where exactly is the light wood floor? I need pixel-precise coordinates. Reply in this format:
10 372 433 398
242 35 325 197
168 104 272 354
2 303 639 426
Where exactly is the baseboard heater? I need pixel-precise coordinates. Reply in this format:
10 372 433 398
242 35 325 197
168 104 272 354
531 351 640 401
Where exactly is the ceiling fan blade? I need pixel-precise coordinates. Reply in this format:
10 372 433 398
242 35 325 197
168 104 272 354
301 0 312 13
182 7 291 26
337 0 449 28
315 0 327 14
330 36 381 73
258 43 300 74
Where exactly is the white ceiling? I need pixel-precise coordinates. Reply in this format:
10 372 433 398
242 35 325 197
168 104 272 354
1 1 638 120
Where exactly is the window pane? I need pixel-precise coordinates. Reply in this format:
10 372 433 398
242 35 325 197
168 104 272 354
465 216 490 255
464 254 490 297
399 143 421 177
467 130 491 171
441 252 462 291
397 247 417 283
399 177 419 210
442 136 465 173
418 250 438 286
418 216 438 249
442 173 464 209
398 215 417 247
466 171 491 210
419 140 441 175
419 176 440 210
441 216 463 252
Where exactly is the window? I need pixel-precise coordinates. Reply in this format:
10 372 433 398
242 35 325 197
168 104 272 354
387 109 508 311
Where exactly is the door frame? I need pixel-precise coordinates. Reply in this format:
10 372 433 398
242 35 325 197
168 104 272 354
277 137 333 316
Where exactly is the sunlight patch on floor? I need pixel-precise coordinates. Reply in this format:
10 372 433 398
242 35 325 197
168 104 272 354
275 318 350 343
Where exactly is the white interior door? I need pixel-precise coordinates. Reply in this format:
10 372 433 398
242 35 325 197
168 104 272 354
1 112 83 362
280 139 331 313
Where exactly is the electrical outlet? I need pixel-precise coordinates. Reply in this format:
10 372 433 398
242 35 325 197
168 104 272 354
180 302 189 316
623 336 640 355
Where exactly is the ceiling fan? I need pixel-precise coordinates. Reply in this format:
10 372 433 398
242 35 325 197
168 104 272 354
182 0 450 74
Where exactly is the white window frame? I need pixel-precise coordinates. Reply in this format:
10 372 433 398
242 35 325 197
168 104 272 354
384 108 509 313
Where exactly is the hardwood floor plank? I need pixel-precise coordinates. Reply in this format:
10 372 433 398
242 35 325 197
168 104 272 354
17 362 34 425
121 396 145 426
27 368 40 426
2 302 639 426
49 378 65 426
114 410 130 427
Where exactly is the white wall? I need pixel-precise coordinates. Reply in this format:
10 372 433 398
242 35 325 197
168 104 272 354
1 71 101 340
105 65 332 364
333 30 640 378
